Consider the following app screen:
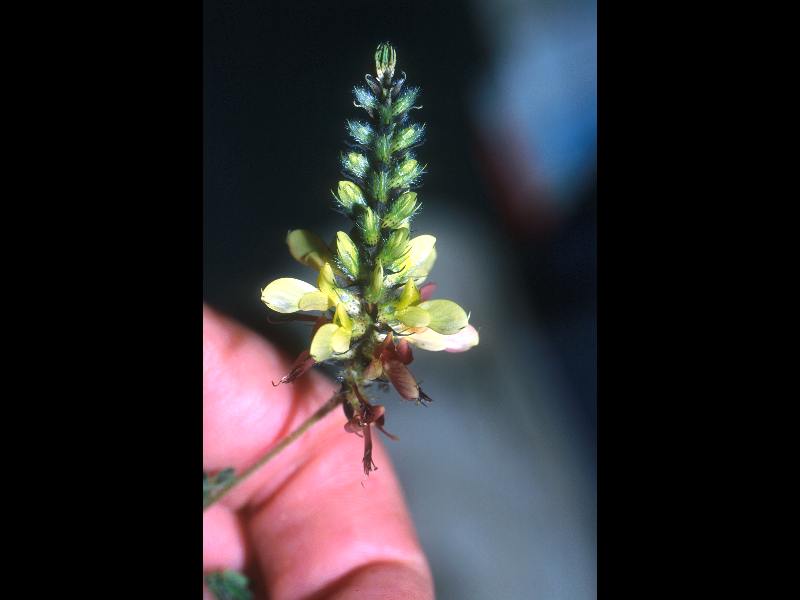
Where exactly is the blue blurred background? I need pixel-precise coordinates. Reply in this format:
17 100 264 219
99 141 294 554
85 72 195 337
204 1 596 597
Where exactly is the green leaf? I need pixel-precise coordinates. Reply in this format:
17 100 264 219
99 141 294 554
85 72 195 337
286 230 331 271
205 570 253 600
417 299 468 334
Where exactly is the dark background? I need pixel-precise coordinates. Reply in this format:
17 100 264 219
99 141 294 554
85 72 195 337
204 1 596 597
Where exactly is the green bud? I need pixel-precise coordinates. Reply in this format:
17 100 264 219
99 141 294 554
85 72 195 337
358 205 380 246
346 120 374 146
392 86 420 117
375 134 392 164
379 227 410 268
342 152 369 179
391 124 425 154
353 86 377 110
389 158 424 190
382 191 420 229
365 259 384 303
335 180 366 213
371 170 389 203
336 231 360 279
375 42 396 82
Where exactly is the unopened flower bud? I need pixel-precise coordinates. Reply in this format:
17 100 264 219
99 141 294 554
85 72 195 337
375 42 396 83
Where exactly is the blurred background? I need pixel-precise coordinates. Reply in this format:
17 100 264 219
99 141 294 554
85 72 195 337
204 1 596 598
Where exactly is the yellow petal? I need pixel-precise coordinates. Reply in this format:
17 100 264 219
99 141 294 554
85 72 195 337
261 278 318 313
395 279 420 311
417 299 468 334
317 262 340 304
286 230 331 271
333 302 353 331
310 323 340 361
331 326 352 354
298 290 332 312
384 234 436 287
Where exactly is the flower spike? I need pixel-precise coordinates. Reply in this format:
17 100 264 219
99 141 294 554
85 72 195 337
260 43 479 474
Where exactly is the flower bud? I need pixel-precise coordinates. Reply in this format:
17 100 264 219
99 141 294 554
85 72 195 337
389 158 424 190
358 205 380 246
335 180 366 213
336 231 360 279
392 124 425 154
342 152 369 179
392 86 420 117
346 120 373 146
375 42 396 83
379 227 410 268
371 169 389 203
382 191 419 229
365 259 384 303
375 133 392 164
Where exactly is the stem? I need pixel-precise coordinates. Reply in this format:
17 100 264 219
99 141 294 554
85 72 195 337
203 392 344 511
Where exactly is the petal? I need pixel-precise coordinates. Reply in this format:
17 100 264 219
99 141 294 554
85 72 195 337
333 302 353 331
298 290 332 312
363 357 384 380
382 359 419 400
331 326 351 354
309 323 340 361
405 324 480 352
417 299 469 335
396 339 414 364
411 246 437 285
261 278 318 313
286 230 332 271
419 282 437 301
385 235 436 286
397 306 430 328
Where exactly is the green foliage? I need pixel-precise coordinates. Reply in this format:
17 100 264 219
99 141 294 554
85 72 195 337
205 570 253 600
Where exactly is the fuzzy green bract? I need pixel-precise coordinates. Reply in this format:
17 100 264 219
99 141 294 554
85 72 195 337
260 43 479 475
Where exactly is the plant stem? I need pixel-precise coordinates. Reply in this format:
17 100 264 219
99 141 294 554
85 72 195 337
203 392 344 511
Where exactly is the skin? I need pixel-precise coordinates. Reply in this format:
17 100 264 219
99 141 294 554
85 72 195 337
203 305 434 600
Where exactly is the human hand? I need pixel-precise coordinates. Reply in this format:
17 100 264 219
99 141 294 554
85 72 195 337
203 305 434 599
